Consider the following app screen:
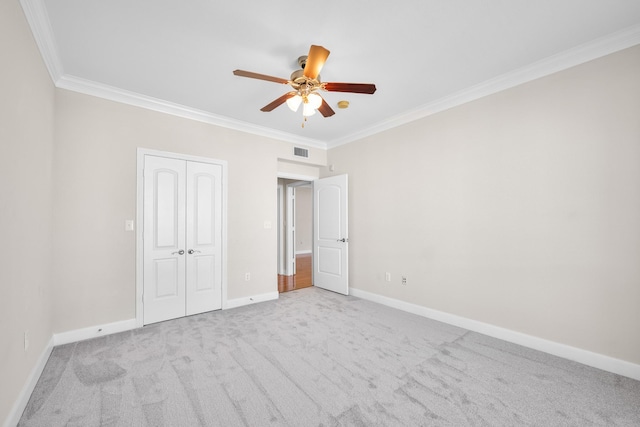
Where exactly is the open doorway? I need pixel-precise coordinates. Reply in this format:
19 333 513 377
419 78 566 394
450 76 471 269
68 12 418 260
277 178 313 293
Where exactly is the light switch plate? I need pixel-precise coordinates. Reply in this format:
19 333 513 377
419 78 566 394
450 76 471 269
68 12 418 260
125 220 134 231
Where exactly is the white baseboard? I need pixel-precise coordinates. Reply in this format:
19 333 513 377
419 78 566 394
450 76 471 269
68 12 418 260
53 318 138 346
4 336 54 427
350 288 640 381
51 293 283 344
4 295 286 426
224 291 279 310
295 250 312 255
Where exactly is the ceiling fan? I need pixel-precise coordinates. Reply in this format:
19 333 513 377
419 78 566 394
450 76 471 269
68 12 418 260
233 45 376 125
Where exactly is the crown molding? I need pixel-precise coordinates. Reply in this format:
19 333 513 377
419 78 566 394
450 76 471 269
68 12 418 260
20 0 640 151
20 0 63 83
327 23 640 149
57 75 327 149
20 0 326 150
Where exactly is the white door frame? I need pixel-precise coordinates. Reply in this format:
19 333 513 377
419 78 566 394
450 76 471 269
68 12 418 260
136 148 228 328
286 185 296 276
287 180 313 261
277 172 317 282
277 184 285 275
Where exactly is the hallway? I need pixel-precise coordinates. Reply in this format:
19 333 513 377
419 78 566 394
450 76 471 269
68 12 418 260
278 254 312 293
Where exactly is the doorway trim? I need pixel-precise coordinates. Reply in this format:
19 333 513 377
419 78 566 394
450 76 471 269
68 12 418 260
285 185 296 276
277 171 316 291
136 148 228 328
286 180 313 273
278 172 317 181
277 184 285 275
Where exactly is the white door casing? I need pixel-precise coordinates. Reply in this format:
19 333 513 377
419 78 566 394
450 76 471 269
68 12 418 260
286 186 296 276
313 174 349 295
141 152 224 325
277 184 284 275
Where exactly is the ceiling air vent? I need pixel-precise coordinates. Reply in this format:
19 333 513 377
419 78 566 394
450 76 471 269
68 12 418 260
294 147 309 158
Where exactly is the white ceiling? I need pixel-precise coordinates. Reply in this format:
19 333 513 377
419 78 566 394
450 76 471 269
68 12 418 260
24 0 640 148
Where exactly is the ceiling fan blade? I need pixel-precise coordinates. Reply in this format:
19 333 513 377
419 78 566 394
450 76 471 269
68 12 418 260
318 98 335 117
233 70 289 84
323 82 377 94
303 45 330 80
260 92 296 112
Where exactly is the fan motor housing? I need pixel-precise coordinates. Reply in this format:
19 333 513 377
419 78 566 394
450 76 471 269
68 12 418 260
290 69 321 91
290 69 305 84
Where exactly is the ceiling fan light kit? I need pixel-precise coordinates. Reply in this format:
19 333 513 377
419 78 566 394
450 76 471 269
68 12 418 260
286 92 323 115
233 45 376 127
286 95 302 112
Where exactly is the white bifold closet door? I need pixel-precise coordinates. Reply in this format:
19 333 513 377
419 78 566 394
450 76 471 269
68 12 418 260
143 155 222 325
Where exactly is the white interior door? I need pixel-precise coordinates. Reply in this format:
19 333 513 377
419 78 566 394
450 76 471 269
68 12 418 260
286 186 296 276
143 155 222 324
313 174 349 295
185 161 222 315
277 184 284 275
143 156 187 324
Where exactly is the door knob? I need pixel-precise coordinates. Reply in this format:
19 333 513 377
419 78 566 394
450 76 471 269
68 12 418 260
172 249 185 255
188 249 201 254
337 238 348 242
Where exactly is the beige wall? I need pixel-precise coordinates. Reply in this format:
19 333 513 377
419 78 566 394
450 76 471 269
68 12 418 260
3 2 639 422
0 0 56 422
277 159 320 179
52 90 326 332
326 45 640 364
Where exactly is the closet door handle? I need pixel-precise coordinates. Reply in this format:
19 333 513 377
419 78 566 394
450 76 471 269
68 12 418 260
188 249 201 254
172 250 185 255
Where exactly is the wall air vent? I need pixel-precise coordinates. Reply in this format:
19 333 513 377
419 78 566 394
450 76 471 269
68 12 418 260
293 147 309 158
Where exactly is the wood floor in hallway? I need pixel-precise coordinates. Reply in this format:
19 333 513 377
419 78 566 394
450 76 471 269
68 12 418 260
278 253 312 293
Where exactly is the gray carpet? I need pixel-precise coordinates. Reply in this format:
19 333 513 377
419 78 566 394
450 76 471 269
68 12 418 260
19 287 640 426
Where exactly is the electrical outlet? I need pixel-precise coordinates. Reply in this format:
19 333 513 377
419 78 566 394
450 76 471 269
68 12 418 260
402 276 407 285
24 330 29 352
385 272 391 282
245 272 251 281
